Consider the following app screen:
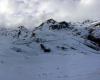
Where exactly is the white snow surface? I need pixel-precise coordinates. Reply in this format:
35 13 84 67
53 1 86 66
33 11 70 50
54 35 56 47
0 20 100 80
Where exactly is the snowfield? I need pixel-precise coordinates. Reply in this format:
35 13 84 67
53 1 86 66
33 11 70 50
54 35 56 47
0 53 100 80
0 19 100 80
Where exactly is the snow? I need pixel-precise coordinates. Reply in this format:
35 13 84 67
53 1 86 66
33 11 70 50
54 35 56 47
0 53 100 80
0 20 100 80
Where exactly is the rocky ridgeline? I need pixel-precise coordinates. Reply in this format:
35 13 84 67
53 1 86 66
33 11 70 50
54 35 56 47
0 19 100 52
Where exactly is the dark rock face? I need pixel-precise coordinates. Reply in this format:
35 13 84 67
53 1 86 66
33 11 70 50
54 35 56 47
49 25 59 30
16 26 29 38
46 19 56 24
49 21 70 30
18 26 25 30
88 34 100 46
59 21 69 28
87 28 100 46
38 19 72 30
82 20 93 24
91 22 100 28
31 32 36 38
40 44 51 53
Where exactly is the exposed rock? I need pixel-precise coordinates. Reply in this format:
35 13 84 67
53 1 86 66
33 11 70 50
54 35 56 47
40 44 51 53
46 19 56 24
49 21 70 30
87 27 100 46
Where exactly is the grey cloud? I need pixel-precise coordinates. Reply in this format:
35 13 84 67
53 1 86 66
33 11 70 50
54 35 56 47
0 0 100 27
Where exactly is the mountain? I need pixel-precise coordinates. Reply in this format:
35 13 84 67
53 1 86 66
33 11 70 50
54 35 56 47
0 19 100 54
0 19 100 80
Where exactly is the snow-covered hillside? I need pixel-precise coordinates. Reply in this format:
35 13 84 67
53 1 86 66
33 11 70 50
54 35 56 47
0 19 100 80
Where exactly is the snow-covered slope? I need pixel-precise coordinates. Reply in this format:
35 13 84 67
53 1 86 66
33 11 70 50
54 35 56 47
0 19 100 80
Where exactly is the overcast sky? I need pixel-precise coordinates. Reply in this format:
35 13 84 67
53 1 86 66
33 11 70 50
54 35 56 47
0 0 100 27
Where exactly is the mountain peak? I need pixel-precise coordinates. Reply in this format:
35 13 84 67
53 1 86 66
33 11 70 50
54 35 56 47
46 19 56 24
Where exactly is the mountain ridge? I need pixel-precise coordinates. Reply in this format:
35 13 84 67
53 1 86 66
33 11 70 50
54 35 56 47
0 19 100 54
